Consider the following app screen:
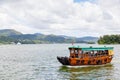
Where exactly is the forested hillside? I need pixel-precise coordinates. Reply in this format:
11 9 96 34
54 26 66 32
0 29 98 44
98 35 120 44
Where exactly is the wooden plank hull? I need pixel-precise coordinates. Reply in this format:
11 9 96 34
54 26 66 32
57 56 113 66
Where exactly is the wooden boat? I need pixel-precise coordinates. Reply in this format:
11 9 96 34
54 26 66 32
57 46 114 66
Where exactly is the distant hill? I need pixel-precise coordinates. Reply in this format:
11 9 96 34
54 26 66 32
0 29 99 44
76 36 98 42
58 35 75 39
0 29 22 36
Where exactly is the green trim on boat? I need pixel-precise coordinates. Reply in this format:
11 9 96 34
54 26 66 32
69 46 114 51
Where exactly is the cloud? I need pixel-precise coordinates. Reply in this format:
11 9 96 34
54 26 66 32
0 0 120 37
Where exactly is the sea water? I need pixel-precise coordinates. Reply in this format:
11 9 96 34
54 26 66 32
0 44 119 80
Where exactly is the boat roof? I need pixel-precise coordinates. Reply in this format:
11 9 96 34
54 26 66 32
69 46 114 51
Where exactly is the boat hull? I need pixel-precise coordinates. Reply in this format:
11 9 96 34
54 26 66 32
57 56 70 65
57 56 113 66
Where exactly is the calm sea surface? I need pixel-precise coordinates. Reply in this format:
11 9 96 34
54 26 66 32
0 44 120 80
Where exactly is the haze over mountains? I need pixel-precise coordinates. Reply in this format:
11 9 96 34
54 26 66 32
0 29 98 44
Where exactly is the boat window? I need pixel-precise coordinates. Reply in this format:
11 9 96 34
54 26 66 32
94 51 97 53
92 50 107 56
78 50 82 54
83 51 90 54
105 50 108 55
70 49 75 54
75 50 78 54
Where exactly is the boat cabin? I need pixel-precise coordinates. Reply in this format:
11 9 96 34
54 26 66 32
69 46 114 58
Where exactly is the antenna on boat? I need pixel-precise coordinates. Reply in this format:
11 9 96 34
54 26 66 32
72 41 74 46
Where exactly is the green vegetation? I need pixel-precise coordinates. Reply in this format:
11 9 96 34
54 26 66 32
0 29 22 36
98 35 120 44
0 29 98 44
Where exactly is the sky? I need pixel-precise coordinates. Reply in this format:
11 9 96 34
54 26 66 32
0 0 120 37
